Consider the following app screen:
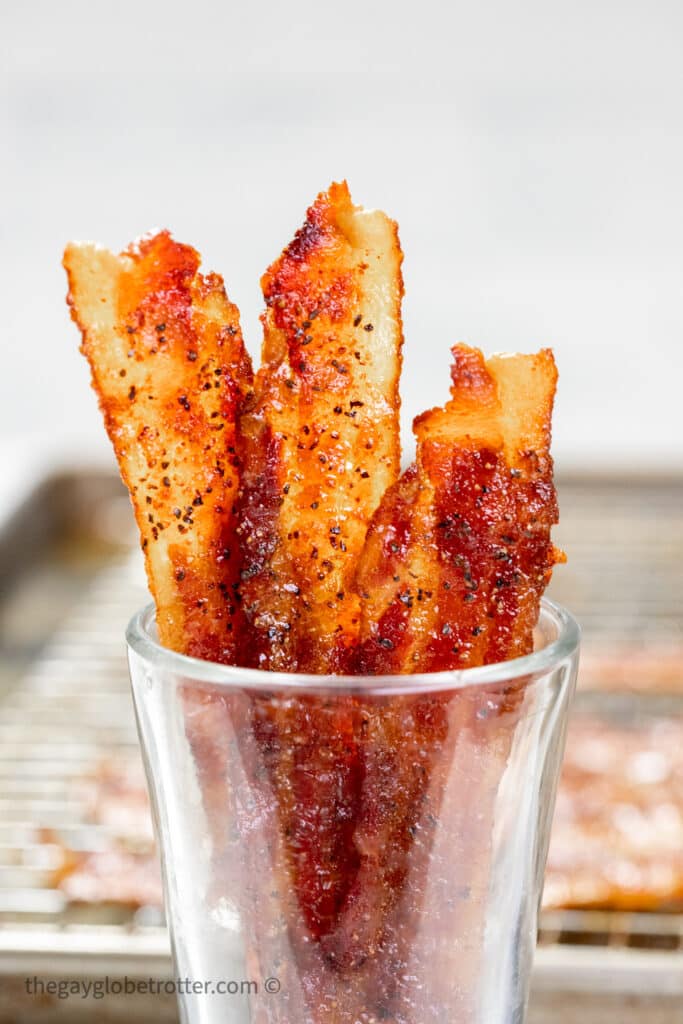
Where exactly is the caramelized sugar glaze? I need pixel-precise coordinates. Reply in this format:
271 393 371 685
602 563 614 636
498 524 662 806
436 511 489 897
65 231 253 663
66 184 561 1022
236 182 404 674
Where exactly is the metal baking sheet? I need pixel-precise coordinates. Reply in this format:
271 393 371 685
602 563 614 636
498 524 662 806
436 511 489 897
0 468 681 1022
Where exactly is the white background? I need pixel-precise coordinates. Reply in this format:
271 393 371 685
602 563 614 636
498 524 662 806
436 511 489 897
2 0 682 474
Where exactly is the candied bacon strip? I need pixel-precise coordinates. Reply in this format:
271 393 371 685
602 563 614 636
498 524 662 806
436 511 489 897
249 693 363 943
231 183 404 975
323 345 560 1010
319 691 451 971
237 181 404 673
354 343 561 674
65 232 253 662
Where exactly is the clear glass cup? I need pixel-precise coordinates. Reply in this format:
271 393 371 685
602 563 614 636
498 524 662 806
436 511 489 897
127 598 579 1024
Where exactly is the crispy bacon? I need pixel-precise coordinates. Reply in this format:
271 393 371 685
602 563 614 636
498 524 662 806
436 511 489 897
355 344 561 674
229 184 405 982
65 201 566 1024
64 232 253 663
545 715 683 911
323 345 561 999
55 848 163 909
237 182 404 673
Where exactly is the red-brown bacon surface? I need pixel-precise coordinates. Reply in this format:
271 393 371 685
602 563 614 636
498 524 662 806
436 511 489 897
354 343 561 674
65 205 566 1024
237 182 404 673
65 232 253 662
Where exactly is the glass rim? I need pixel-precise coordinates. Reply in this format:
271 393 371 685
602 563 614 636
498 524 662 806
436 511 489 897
126 597 580 695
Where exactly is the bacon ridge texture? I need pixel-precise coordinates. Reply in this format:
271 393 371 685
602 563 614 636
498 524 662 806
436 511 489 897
354 343 561 674
64 231 253 663
236 181 404 672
